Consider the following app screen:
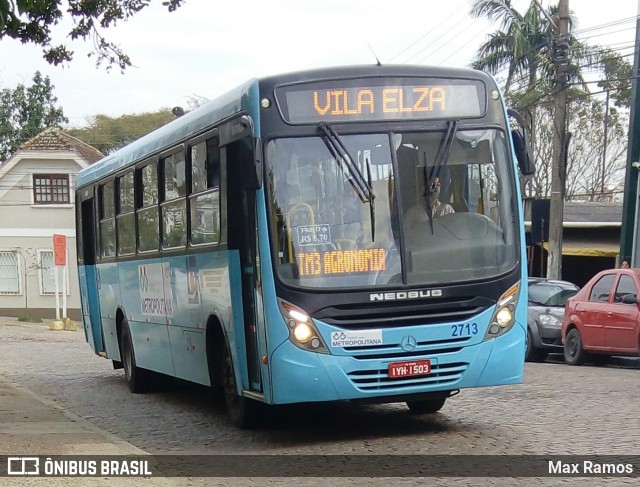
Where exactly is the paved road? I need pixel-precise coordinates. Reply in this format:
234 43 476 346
0 319 638 486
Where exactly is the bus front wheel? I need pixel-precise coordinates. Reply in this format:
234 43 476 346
406 397 447 414
222 344 264 429
120 320 150 393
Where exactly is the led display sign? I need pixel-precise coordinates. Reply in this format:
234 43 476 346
298 248 386 277
276 78 485 124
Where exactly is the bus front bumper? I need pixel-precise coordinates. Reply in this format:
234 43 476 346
269 323 525 404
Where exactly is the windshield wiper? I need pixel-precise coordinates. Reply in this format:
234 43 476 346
424 120 458 234
318 123 376 240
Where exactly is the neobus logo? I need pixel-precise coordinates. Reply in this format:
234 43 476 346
369 289 443 302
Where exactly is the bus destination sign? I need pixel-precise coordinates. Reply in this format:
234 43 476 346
276 78 485 124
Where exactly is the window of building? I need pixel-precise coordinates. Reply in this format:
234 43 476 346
33 174 70 204
0 250 21 295
38 250 69 295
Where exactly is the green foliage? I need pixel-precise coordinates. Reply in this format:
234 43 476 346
0 71 67 161
0 0 185 70
470 0 621 107
18 315 43 323
597 48 633 109
67 110 176 154
471 0 632 201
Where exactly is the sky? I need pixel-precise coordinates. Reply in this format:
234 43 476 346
0 0 638 128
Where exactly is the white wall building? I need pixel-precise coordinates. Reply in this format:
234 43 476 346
0 128 102 319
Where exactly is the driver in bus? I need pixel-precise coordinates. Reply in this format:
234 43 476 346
405 174 454 229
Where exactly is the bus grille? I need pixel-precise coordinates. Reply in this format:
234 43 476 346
314 296 494 329
347 362 468 392
345 336 470 358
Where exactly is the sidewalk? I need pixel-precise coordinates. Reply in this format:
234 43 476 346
0 375 146 457
0 317 172 486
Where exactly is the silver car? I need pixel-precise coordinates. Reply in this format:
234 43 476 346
526 278 580 362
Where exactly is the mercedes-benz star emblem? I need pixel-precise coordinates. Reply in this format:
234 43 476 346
400 335 417 352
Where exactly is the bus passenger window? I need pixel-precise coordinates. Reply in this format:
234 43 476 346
190 138 221 245
99 180 116 258
137 163 159 252
162 151 187 248
117 172 135 255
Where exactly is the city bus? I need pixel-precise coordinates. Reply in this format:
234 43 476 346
75 65 534 428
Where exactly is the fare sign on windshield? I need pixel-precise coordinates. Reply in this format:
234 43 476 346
276 77 485 124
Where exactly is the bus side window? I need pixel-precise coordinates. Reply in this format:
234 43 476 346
189 137 221 245
116 171 135 255
137 162 159 252
99 180 116 258
162 150 187 249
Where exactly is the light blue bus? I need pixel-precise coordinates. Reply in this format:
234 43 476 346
75 65 534 428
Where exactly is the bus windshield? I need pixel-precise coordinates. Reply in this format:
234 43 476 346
266 128 518 289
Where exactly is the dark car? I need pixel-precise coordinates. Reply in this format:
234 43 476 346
526 278 580 362
562 268 640 365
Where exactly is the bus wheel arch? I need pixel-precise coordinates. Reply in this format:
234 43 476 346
205 315 225 391
205 314 264 428
117 310 150 392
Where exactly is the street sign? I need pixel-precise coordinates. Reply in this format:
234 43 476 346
53 234 66 266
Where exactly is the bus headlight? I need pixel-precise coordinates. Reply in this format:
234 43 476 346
278 299 329 354
293 323 313 343
484 282 520 340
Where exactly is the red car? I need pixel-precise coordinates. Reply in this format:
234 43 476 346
562 268 640 365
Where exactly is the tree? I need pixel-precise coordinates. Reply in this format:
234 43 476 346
67 110 176 154
470 1 602 110
0 0 184 71
470 0 632 201
525 96 628 201
0 71 67 162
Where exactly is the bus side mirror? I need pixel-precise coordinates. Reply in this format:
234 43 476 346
234 136 263 190
507 108 535 176
511 129 535 176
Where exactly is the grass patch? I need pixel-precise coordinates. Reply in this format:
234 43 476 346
18 315 43 323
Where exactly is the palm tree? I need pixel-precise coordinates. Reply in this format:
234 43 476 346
470 0 601 106
471 0 555 97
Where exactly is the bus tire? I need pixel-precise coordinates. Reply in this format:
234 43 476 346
222 343 264 429
406 397 447 414
563 328 586 366
525 329 548 363
120 319 150 393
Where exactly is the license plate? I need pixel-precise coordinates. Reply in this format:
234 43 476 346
388 359 431 379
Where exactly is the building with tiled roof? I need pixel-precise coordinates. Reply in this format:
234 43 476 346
16 127 103 164
0 128 103 319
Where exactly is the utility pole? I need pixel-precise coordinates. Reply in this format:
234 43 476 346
601 89 610 200
546 0 570 280
619 0 640 265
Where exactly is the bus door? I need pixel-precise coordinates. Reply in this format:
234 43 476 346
223 122 265 393
77 190 104 353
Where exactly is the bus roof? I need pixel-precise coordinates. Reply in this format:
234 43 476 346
76 64 495 189
76 78 257 188
257 64 493 86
